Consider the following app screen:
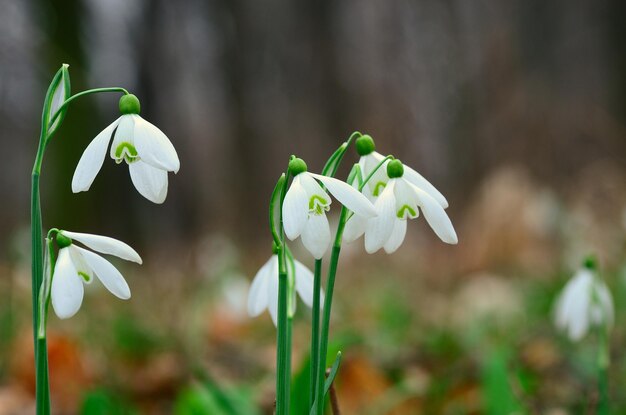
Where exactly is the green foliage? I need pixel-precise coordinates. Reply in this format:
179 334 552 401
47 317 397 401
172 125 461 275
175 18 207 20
80 389 137 415
480 348 523 415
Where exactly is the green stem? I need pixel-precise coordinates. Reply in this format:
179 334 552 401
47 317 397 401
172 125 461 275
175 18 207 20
310 259 322 407
597 324 610 415
276 168 291 415
45 87 129 142
314 208 349 415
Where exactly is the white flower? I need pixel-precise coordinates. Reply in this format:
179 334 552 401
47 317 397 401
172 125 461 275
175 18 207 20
247 255 322 326
554 268 614 341
346 159 457 253
357 150 449 208
72 94 179 204
344 136 454 251
51 230 142 319
282 158 377 259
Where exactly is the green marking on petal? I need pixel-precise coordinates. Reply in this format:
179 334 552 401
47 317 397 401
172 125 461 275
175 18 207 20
78 271 91 283
373 181 386 197
114 142 139 164
309 195 329 215
397 205 417 219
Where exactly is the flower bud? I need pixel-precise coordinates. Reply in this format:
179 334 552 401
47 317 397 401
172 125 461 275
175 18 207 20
583 255 598 271
288 157 307 176
355 135 376 156
56 232 72 249
119 94 141 115
387 159 404 178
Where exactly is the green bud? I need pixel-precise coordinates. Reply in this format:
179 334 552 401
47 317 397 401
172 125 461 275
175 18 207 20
355 135 376 156
56 232 72 249
119 94 141 115
583 255 598 271
288 157 307 176
387 159 404 178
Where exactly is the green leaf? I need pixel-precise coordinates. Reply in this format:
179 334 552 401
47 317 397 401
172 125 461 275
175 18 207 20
324 351 342 396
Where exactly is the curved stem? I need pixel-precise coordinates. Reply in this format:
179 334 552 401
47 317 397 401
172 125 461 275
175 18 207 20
45 87 129 142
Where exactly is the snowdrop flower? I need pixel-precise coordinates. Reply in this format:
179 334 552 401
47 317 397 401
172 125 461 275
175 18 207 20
554 264 614 341
247 253 322 326
282 157 377 259
344 136 455 251
72 94 180 204
356 159 457 254
51 230 142 319
353 135 448 207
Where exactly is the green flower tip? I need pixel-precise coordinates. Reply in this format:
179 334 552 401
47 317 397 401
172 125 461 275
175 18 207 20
387 159 404 178
119 94 141 115
355 135 376 156
288 157 307 176
583 255 598 271
56 232 72 249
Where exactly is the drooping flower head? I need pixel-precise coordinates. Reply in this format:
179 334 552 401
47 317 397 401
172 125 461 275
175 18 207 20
72 94 180 204
554 259 614 341
344 136 456 252
282 157 377 259
247 248 322 326
50 230 142 319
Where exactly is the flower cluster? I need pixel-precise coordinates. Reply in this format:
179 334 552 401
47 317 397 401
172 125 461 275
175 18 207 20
47 92 179 320
247 135 458 324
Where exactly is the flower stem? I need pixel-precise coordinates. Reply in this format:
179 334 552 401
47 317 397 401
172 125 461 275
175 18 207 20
314 207 349 415
275 169 291 415
310 258 322 407
31 168 50 415
46 87 129 137
597 324 610 415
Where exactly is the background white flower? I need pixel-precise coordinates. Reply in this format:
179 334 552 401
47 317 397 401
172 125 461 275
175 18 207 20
554 267 614 341
247 254 322 326
282 157 376 259
71 94 180 204
51 230 142 319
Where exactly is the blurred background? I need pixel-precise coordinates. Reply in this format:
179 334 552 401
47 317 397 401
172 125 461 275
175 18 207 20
1 0 626 413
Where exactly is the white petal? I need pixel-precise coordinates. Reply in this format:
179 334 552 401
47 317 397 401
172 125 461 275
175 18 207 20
110 115 135 159
310 173 376 218
555 270 592 341
129 161 169 204
364 152 390 197
409 180 458 244
403 164 449 208
68 245 94 284
302 214 331 259
74 246 131 300
298 172 331 202
51 248 84 319
71 117 120 193
383 219 407 254
342 214 368 243
247 256 275 317
61 231 142 264
282 175 309 240
364 181 397 253
294 259 324 308
596 281 614 327
132 115 180 173
394 179 420 219
267 256 280 326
